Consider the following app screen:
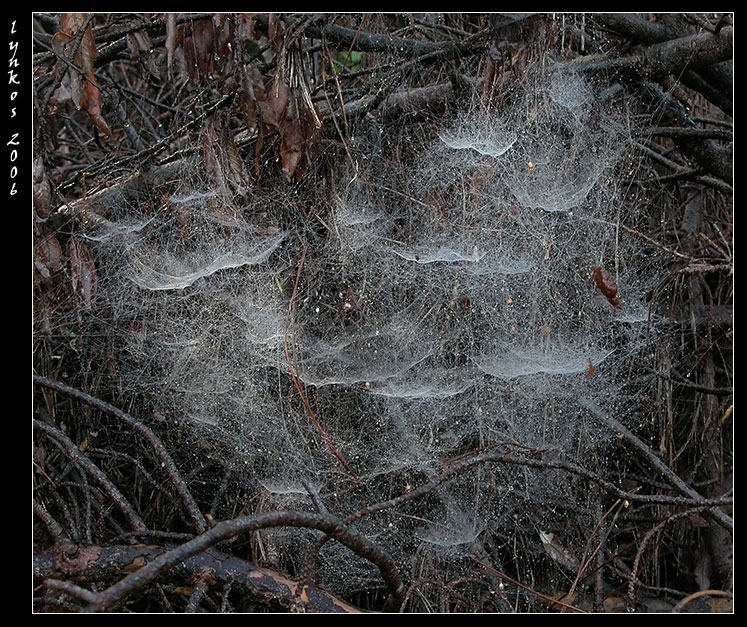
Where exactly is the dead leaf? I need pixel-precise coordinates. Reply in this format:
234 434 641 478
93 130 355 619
201 119 250 198
261 78 291 128
237 65 265 134
184 18 215 82
126 30 152 59
221 125 250 195
34 234 64 286
592 265 622 309
267 14 284 51
84 78 113 138
52 14 113 138
201 122 220 182
213 14 234 65
68 236 97 310
539 530 579 572
587 360 595 379
255 76 322 179
235 13 258 43
33 155 52 218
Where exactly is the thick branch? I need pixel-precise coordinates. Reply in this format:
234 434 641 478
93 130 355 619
253 14 481 62
595 13 732 114
558 26 732 78
82 511 404 612
36 543 361 613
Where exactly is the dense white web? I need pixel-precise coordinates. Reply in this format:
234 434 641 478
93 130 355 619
81 69 662 593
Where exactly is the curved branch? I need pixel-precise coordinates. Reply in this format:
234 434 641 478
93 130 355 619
82 511 404 613
36 542 361 613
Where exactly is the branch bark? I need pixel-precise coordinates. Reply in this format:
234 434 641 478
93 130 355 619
557 26 733 78
74 511 404 612
595 13 732 114
36 543 362 612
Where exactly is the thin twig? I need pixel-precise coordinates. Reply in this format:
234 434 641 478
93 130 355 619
33 375 206 533
283 248 358 480
474 560 586 613
563 499 624 611
34 419 147 531
577 397 733 532
628 507 711 605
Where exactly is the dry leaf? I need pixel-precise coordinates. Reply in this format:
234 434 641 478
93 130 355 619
237 66 264 133
68 236 97 309
53 14 113 138
539 530 579 572
592 265 622 309
201 119 250 197
33 155 52 218
34 234 63 285
184 18 215 82
126 30 152 59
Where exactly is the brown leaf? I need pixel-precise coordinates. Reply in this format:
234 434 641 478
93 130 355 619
267 14 284 51
235 13 258 43
213 14 235 65
68 236 97 309
267 79 322 178
256 77 322 179
201 122 221 183
237 85 258 134
202 120 250 197
33 155 52 218
592 265 622 309
34 234 64 284
279 96 305 177
85 79 114 138
126 30 153 59
221 126 250 195
50 31 84 108
55 14 113 138
260 78 291 129
76 20 96 76
184 18 215 82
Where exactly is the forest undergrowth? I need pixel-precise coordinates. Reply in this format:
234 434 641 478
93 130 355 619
33 13 732 613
